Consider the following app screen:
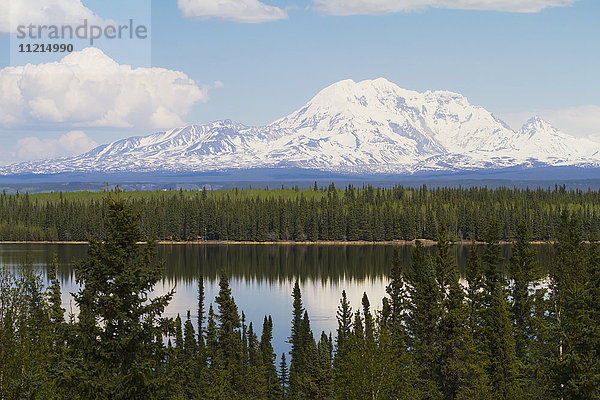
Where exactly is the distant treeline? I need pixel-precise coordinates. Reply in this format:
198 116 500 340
1 184 600 242
1 195 599 399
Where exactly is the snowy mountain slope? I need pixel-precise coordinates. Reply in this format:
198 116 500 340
2 78 599 176
512 116 599 160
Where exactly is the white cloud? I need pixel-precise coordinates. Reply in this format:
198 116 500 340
0 47 213 129
14 130 97 160
178 0 287 23
501 104 600 138
313 0 577 15
0 0 110 33
57 130 98 154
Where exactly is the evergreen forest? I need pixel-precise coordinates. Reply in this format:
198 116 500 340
1 190 599 399
1 184 600 242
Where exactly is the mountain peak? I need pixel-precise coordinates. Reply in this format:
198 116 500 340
313 78 418 99
519 116 562 139
314 78 469 108
523 115 552 127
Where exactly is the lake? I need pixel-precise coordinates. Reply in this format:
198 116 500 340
0 243 554 357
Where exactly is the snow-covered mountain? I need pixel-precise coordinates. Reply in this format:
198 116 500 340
2 78 599 176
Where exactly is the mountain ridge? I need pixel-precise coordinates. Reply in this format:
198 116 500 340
2 78 599 176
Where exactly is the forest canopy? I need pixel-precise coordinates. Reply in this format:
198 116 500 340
1 184 600 242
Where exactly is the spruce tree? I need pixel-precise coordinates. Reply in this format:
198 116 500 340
435 221 454 292
479 220 521 399
386 248 406 325
247 321 267 397
550 211 600 398
299 310 319 398
206 304 218 365
69 190 174 399
260 315 281 399
214 270 243 394
465 240 485 343
344 310 366 400
384 247 415 398
482 218 503 289
333 290 353 399
485 281 521 399
315 331 333 399
288 280 313 399
198 275 205 345
507 222 539 395
407 240 443 399
183 310 197 361
47 255 69 393
335 290 353 354
436 226 490 399
279 353 289 399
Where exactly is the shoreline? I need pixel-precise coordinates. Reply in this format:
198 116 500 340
0 239 557 246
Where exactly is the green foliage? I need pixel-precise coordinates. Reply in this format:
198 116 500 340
407 241 443 399
437 223 491 400
549 212 600 399
2 198 600 399
67 192 175 399
260 316 281 399
0 266 54 399
3 185 600 242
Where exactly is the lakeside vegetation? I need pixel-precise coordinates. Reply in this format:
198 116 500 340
1 184 600 242
1 191 599 399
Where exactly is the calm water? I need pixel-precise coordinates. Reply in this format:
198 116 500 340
0 243 553 356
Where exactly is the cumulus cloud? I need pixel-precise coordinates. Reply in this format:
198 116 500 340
14 130 97 160
501 104 600 138
0 47 212 129
178 0 287 23
313 0 577 15
0 0 110 33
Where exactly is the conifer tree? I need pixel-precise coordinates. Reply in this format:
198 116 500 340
406 240 443 399
435 221 454 292
383 247 415 398
386 248 406 325
315 331 333 399
362 293 378 398
242 311 249 373
206 303 218 365
183 310 197 360
507 222 539 392
247 321 267 397
335 290 353 354
485 281 521 399
333 290 353 399
550 211 600 398
278 353 289 399
465 240 485 343
214 270 243 394
436 225 490 399
288 280 313 399
174 314 184 355
260 315 281 399
344 310 366 399
69 190 174 399
198 275 205 345
478 220 521 399
482 218 503 289
299 310 319 398
47 255 69 392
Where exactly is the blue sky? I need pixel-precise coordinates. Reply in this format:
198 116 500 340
0 0 598 163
